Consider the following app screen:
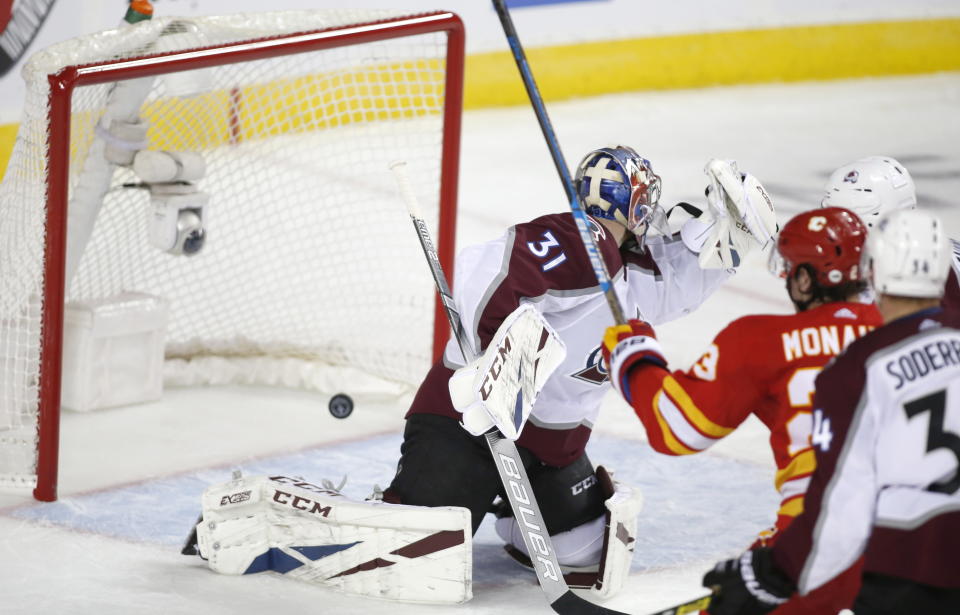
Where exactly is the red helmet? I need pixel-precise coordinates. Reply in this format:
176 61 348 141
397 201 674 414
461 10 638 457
772 207 867 286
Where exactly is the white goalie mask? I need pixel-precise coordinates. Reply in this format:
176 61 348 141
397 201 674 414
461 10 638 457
821 156 916 228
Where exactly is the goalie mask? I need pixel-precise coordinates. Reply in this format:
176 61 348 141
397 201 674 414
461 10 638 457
769 206 867 287
575 146 665 238
820 156 916 228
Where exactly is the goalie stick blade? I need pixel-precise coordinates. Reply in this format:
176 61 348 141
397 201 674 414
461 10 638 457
551 590 632 615
550 588 711 615
646 594 712 615
551 589 711 615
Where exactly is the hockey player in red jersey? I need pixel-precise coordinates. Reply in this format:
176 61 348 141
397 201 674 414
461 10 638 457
384 146 778 599
601 206 882 613
700 208 960 615
821 155 960 310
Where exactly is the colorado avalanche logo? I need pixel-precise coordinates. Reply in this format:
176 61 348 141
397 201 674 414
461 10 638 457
842 170 859 184
571 345 608 385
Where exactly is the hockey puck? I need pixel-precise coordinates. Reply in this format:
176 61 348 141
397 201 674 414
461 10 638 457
328 393 354 419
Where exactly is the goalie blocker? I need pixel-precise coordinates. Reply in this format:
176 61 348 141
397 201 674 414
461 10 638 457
190 474 472 604
448 303 566 440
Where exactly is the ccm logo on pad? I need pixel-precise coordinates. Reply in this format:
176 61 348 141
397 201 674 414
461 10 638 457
480 335 514 401
272 490 332 517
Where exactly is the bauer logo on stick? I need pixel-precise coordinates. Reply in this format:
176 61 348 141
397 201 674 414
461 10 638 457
496 451 561 582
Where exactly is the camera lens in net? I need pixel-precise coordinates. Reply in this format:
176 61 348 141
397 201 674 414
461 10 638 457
182 228 206 255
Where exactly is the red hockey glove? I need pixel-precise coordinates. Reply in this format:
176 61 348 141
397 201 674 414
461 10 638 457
703 548 795 615
601 319 666 403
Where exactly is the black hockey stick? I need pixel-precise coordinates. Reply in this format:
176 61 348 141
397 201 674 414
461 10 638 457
391 161 631 615
491 0 625 326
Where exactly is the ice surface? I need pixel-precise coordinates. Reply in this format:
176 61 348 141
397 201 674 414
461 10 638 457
1 72 959 615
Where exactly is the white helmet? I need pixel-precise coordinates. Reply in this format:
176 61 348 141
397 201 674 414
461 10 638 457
863 209 950 298
821 156 916 227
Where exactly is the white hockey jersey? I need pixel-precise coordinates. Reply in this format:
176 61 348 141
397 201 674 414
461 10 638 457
406 212 731 466
772 306 960 594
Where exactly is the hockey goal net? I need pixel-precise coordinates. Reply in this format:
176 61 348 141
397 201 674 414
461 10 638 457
0 9 464 501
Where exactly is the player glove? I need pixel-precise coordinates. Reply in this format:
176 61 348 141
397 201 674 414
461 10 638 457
702 548 795 615
601 319 667 404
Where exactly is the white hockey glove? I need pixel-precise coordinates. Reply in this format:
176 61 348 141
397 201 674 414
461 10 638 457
448 303 566 440
697 159 778 269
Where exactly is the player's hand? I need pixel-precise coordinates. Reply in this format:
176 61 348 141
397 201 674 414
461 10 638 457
601 319 660 366
601 320 666 403
702 548 794 615
447 356 496 436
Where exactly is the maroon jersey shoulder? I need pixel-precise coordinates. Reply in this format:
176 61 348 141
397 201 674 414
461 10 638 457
513 213 624 288
476 213 623 347
811 307 956 420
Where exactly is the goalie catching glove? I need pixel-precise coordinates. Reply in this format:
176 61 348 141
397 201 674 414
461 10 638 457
448 303 566 440
684 159 778 269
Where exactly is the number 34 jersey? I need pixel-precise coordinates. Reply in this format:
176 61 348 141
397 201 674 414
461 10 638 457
625 301 882 525
773 307 960 594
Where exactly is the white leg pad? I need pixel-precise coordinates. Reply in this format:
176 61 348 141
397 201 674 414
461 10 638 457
592 470 644 600
494 467 643 600
195 475 472 604
495 514 607 568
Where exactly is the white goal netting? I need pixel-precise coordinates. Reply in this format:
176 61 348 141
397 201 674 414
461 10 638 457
0 9 462 495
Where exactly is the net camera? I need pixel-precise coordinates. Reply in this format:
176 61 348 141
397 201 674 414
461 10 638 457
147 183 208 256
133 150 209 256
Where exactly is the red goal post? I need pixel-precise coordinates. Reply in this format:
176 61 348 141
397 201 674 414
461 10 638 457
0 10 464 501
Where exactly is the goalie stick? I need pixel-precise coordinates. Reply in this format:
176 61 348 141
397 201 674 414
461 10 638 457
491 0 626 326
391 161 632 615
